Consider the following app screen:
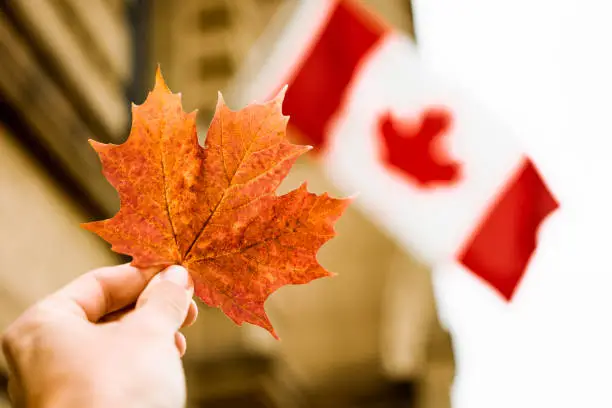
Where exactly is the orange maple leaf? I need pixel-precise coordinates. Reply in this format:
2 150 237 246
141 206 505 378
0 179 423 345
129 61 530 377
82 68 350 338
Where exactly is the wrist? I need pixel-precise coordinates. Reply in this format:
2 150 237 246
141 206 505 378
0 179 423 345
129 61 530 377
34 384 103 408
36 390 90 408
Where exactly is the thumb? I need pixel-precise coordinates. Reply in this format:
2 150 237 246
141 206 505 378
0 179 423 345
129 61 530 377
127 265 193 334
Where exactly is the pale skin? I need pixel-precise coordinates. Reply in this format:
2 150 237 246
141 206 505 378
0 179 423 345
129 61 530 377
1 264 198 408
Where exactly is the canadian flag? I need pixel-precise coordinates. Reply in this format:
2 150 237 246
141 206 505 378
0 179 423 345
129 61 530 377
234 0 559 302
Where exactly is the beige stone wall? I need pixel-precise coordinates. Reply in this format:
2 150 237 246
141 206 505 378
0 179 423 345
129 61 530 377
264 157 400 386
0 126 119 367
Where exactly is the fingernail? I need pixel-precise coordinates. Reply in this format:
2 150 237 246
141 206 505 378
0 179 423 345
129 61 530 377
159 265 189 288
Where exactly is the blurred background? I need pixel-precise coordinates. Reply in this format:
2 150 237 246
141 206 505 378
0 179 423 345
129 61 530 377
0 0 455 407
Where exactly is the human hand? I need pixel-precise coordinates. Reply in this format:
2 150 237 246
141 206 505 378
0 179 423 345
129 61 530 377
1 263 198 408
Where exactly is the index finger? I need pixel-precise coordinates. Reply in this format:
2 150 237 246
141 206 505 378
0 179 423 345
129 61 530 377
50 263 163 322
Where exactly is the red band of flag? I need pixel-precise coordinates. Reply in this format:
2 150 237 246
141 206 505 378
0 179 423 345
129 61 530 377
458 159 559 299
281 0 386 150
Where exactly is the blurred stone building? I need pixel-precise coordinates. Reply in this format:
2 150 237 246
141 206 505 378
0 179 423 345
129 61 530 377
0 0 453 407
0 0 131 404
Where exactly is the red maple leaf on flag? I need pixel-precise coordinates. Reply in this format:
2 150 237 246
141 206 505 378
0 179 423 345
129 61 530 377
378 107 461 188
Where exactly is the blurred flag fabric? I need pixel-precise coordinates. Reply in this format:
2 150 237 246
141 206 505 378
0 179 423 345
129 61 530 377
233 0 558 301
